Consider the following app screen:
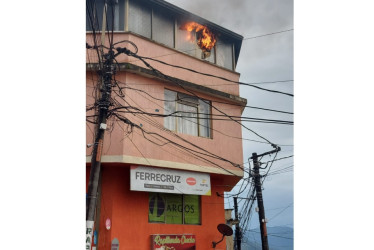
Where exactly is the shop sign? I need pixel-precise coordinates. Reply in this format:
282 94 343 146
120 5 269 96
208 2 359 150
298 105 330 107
130 166 211 196
151 234 196 250
86 220 94 250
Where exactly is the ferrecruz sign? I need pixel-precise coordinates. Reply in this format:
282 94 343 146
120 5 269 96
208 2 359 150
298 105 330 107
151 234 196 250
130 166 211 195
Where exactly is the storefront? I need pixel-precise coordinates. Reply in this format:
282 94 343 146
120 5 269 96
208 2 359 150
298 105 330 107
87 164 231 250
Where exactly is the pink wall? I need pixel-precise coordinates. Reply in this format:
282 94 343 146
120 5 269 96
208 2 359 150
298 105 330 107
86 33 241 96
87 71 244 176
86 32 245 183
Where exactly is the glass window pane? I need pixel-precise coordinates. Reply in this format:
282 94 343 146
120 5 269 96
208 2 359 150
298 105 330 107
216 39 233 70
198 99 211 138
149 193 166 223
177 104 198 136
177 92 199 105
184 195 200 224
164 89 176 131
86 0 124 31
165 194 183 224
128 0 151 38
176 19 199 57
152 6 174 47
165 89 211 138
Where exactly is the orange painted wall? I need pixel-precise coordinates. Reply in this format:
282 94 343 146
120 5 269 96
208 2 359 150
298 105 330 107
92 165 230 250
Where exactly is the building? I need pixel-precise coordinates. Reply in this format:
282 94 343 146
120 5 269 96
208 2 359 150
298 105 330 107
86 0 246 249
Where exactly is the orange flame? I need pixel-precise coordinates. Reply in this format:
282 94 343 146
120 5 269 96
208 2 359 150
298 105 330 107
180 21 217 52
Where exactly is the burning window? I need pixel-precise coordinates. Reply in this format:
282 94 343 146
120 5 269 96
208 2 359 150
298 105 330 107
179 21 217 59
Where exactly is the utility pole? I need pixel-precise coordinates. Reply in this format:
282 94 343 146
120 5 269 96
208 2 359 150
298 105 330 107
86 47 115 250
86 3 114 250
251 146 280 250
233 197 241 250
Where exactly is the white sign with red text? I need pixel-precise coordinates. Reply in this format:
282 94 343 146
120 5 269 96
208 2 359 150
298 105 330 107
130 166 211 196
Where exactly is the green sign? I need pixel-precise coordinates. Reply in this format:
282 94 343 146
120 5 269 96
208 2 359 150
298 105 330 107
149 193 200 224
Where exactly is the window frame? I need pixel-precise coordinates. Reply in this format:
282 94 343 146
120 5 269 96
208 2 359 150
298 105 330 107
164 89 212 138
86 0 235 70
86 0 125 32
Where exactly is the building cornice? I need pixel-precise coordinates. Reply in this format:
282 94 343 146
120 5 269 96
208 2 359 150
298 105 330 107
86 155 244 177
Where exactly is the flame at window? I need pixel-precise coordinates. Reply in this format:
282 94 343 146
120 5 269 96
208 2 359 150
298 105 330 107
180 21 217 53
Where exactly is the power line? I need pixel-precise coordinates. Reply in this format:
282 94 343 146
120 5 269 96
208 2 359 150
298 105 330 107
242 28 294 41
117 85 294 115
268 203 293 222
260 155 293 165
205 79 293 86
246 230 293 240
265 165 293 176
123 28 294 63
110 106 294 125
110 91 245 174
132 54 294 97
115 47 277 146
118 83 279 145
117 92 243 174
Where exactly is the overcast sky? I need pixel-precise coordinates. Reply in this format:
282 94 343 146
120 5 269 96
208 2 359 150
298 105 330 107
166 0 294 231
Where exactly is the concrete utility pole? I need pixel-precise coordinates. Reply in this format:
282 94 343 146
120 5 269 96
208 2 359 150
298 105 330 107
251 146 280 250
86 47 116 249
86 3 113 250
233 197 241 250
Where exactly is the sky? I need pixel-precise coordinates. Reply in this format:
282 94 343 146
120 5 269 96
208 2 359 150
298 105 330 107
165 0 294 230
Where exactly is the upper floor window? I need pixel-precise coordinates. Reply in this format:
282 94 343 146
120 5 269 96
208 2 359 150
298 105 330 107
128 0 151 38
86 0 125 31
86 0 235 70
164 89 211 138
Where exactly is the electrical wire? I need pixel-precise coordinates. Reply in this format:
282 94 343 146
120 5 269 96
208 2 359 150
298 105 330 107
113 82 293 145
242 28 294 41
86 11 293 233
133 54 294 97
109 87 246 176
116 47 277 146
260 155 294 165
117 85 293 115
110 106 294 125
123 28 293 69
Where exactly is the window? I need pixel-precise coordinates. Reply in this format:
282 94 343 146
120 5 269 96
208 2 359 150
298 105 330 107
216 38 234 70
164 89 211 138
148 193 200 225
128 0 152 38
152 6 175 48
86 0 125 31
86 0 235 70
